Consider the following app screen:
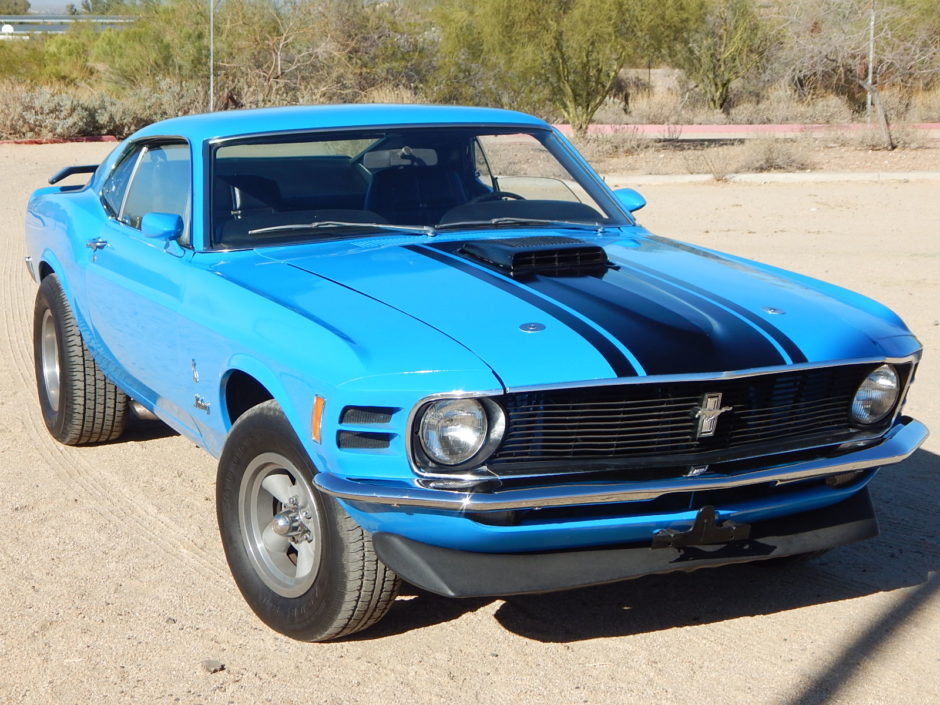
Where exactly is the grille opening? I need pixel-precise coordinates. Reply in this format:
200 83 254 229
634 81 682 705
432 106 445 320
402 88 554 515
486 363 909 478
336 431 393 449
339 405 397 425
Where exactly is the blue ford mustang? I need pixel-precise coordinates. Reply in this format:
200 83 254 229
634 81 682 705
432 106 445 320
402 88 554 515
25 105 928 640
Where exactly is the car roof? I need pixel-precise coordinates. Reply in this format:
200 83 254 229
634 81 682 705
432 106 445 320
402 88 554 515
132 104 550 143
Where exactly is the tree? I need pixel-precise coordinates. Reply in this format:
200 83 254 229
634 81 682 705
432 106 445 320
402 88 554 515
781 0 940 105
0 0 30 14
671 0 773 113
777 0 940 148
433 0 640 136
89 0 208 87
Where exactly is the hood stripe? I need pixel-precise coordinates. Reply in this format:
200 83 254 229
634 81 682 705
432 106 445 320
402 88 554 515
408 245 640 377
617 257 809 364
421 239 799 376
524 265 789 374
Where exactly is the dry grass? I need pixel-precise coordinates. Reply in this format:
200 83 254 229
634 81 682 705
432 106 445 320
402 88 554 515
681 146 734 181
570 129 650 161
735 138 813 172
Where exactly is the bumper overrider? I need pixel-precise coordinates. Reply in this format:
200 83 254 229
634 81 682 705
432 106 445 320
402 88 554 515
315 417 928 597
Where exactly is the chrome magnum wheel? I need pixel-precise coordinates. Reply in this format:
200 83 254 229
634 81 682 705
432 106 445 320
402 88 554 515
33 274 128 445
217 400 400 641
39 309 62 412
239 452 324 598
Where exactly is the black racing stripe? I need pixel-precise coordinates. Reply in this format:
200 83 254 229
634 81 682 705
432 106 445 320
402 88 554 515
527 266 788 375
407 245 637 377
621 258 809 364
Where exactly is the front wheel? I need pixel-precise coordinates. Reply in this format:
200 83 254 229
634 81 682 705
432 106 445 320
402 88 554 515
216 400 400 641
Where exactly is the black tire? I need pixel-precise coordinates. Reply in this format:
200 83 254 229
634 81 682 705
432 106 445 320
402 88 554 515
216 400 400 641
33 274 128 445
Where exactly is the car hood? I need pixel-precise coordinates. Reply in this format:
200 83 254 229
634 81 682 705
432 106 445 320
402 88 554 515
259 229 919 388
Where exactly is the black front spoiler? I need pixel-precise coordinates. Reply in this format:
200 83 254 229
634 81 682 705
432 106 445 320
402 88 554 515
372 489 878 598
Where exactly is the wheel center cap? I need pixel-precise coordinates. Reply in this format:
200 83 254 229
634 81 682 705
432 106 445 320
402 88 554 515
271 508 311 541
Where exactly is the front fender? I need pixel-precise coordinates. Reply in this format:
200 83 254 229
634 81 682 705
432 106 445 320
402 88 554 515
217 354 316 462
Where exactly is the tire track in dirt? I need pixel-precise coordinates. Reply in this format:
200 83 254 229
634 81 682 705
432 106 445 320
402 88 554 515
1 147 229 587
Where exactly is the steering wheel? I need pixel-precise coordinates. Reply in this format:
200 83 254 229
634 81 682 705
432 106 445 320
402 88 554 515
469 190 525 203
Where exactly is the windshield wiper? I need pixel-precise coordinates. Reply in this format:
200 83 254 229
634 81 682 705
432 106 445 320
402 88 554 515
435 217 605 233
248 221 436 237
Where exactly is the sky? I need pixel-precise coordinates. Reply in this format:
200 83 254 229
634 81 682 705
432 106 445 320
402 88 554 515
24 0 70 11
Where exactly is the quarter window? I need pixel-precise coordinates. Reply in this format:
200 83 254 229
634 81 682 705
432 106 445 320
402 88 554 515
101 141 192 244
101 146 141 218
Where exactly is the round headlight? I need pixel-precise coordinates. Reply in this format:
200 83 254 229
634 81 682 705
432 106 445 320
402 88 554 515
851 364 900 425
419 398 488 466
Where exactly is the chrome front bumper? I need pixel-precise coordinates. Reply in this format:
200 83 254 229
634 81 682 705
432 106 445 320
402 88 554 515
315 417 928 512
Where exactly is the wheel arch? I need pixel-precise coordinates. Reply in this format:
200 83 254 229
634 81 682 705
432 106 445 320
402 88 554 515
38 259 56 280
220 355 313 444
223 368 274 426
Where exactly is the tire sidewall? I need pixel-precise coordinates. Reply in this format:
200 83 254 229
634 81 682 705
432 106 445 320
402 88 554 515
216 401 354 640
33 275 75 442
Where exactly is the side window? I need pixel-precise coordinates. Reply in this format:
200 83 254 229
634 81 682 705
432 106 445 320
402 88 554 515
122 143 192 238
101 146 143 218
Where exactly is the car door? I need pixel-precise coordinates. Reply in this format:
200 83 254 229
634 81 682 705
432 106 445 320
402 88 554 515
84 139 201 435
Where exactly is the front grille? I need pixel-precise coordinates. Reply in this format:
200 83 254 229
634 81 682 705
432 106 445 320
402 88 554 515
488 363 901 474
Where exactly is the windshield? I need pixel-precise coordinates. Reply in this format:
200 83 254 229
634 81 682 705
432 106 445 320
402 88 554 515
210 126 627 248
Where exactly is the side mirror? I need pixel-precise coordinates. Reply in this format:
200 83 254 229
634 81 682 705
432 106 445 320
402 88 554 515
141 212 184 241
613 187 647 213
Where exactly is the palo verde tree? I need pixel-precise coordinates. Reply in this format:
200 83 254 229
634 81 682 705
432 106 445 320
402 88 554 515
433 0 641 136
671 0 773 113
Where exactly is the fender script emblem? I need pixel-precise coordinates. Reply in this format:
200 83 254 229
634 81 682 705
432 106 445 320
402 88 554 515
694 393 732 438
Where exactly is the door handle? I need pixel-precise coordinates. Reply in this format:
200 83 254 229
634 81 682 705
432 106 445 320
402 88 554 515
86 238 109 252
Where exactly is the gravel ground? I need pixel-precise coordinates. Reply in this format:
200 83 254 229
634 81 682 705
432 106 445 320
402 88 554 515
0 142 937 705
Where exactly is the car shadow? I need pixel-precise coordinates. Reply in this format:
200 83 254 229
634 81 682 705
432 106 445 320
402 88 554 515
353 448 940 642
122 413 180 442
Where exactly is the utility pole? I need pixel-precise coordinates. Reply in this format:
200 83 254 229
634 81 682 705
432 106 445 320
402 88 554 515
209 0 215 112
866 0 875 121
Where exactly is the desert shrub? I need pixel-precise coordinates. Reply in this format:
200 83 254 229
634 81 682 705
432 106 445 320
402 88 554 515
904 87 940 122
735 138 811 172
731 85 855 124
571 129 649 160
358 86 422 105
96 80 205 138
0 82 100 139
683 145 735 180
625 89 729 125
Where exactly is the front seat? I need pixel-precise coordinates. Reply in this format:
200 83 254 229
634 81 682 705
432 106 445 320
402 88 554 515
364 165 466 225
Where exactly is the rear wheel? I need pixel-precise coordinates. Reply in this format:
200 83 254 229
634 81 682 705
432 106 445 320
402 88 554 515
216 400 400 641
33 274 128 445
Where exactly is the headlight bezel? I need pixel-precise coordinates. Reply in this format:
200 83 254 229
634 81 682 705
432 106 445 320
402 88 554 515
850 363 901 427
410 394 506 475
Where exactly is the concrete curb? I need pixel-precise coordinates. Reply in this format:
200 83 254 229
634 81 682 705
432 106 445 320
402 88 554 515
605 171 940 187
0 135 118 146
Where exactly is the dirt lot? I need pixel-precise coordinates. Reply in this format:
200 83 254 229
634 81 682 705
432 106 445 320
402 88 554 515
1 142 938 705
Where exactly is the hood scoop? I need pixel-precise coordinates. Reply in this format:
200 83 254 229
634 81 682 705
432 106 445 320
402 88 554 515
458 236 609 279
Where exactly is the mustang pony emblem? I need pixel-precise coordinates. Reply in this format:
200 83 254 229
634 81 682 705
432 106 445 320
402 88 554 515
694 393 733 438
